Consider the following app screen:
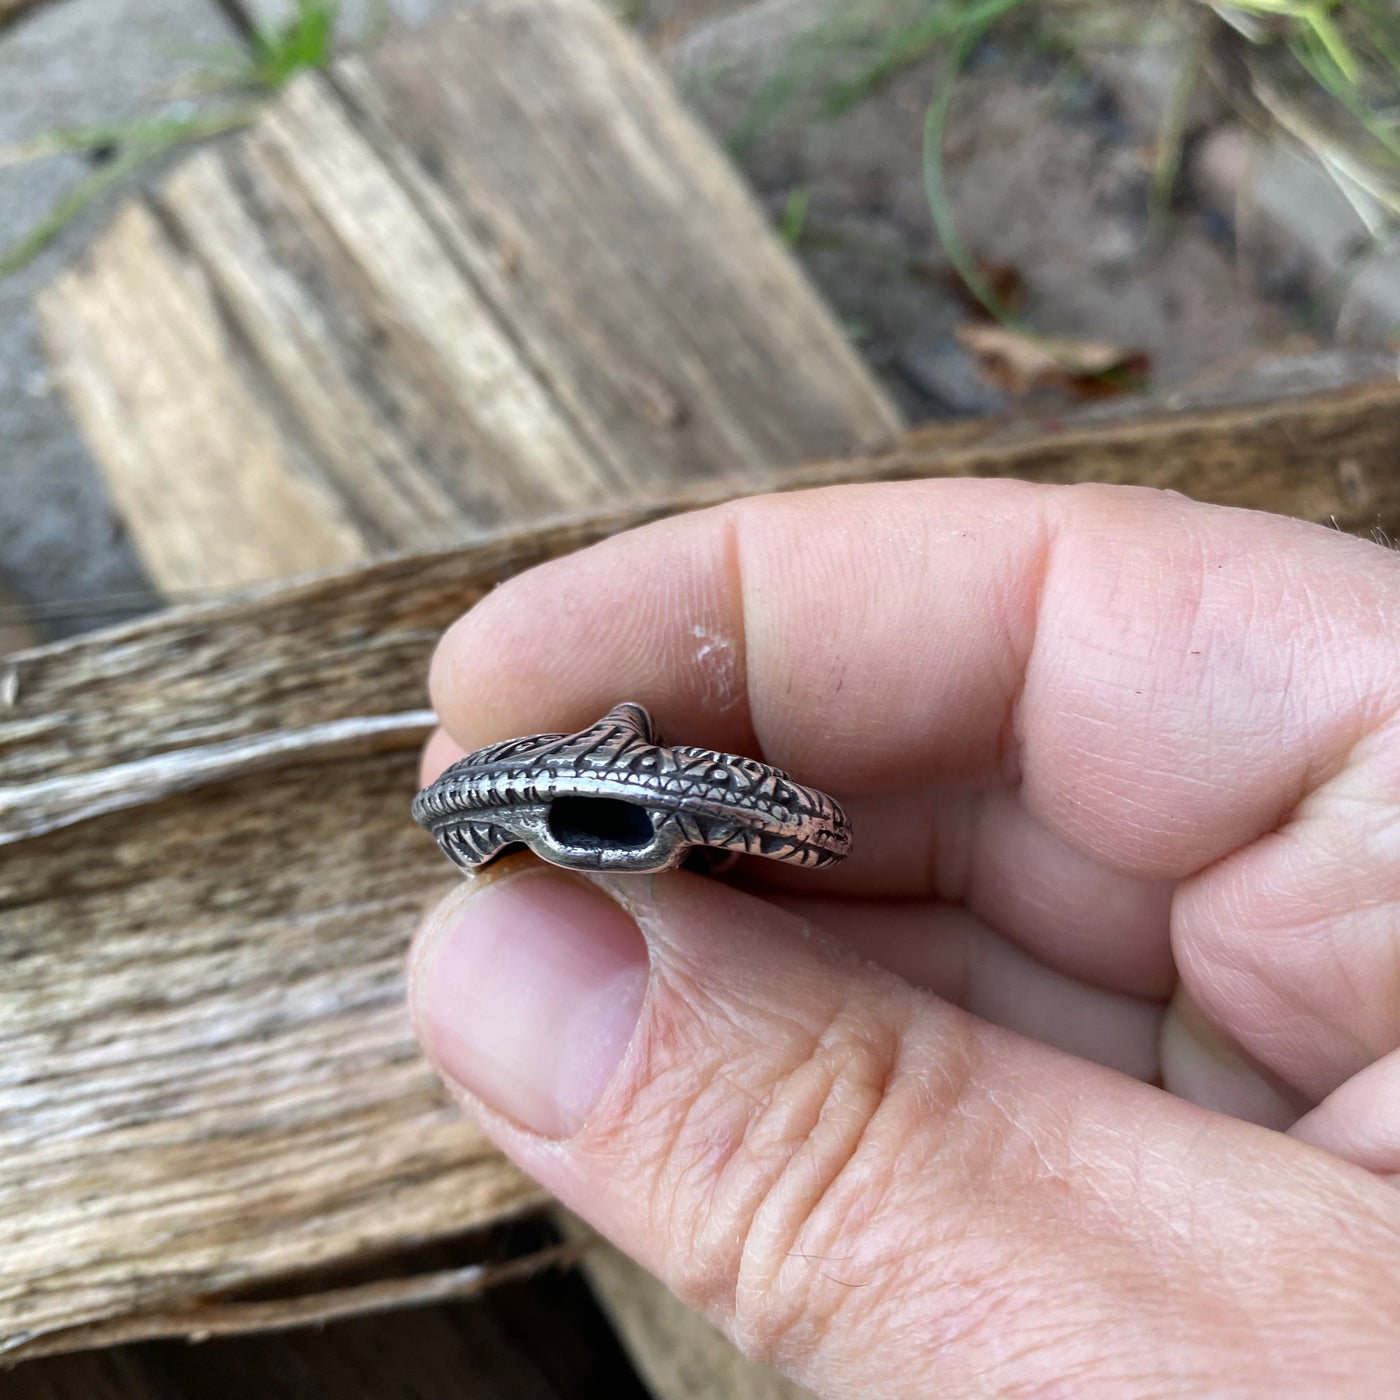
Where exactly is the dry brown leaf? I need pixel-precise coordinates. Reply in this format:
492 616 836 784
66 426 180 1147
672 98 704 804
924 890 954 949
956 322 1151 400
944 256 1026 316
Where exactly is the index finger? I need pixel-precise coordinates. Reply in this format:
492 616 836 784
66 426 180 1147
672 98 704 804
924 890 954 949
429 479 1400 883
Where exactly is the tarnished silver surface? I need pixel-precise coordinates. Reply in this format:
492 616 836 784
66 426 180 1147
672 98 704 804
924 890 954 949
412 702 851 874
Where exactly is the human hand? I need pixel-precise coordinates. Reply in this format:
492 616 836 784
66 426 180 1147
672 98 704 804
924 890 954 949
410 481 1400 1398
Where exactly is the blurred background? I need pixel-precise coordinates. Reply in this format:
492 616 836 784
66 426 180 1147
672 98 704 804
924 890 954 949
3 0 1398 646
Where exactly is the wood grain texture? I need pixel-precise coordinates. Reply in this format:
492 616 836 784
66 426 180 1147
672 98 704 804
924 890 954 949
11 1242 585 1363
37 200 371 593
37 0 900 594
3 743 543 1355
21 0 1400 1381
7 1234 651 1398
335 0 902 480
19 0 896 1360
0 524 599 1357
5 377 1400 1361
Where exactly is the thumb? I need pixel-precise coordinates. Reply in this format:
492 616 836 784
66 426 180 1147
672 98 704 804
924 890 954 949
409 860 1400 1399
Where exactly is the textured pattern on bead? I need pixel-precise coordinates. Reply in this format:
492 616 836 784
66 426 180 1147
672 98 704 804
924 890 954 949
412 702 851 874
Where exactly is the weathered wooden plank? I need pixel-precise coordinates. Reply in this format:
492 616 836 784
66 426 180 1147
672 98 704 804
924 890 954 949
166 84 627 526
37 0 900 596
6 377 1399 801
7 1237 646 1397
2 744 544 1354
19 0 894 1387
4 377 1400 1361
36 200 371 593
10 1242 586 1364
22 1 899 1370
335 0 901 481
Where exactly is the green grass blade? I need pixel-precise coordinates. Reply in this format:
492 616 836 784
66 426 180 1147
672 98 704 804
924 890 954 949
1289 27 1400 163
0 106 256 279
921 0 1037 321
779 186 812 244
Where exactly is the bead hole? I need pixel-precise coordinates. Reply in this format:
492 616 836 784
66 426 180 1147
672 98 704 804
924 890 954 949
548 796 654 851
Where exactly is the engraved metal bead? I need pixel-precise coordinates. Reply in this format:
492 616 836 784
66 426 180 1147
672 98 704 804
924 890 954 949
412 702 851 875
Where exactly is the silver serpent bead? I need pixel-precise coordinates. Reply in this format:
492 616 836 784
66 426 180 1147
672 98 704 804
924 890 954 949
412 702 851 875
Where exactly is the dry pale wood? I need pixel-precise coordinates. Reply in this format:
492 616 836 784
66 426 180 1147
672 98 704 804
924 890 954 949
2 736 543 1355
12 1240 586 1363
21 0 1400 1382
37 0 900 595
7 1235 641 1399
23 0 898 1369
5 378 1400 1362
334 0 901 480
37 198 371 593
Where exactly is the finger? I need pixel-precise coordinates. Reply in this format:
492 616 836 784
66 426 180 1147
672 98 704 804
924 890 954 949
771 892 1163 1082
410 864 1400 1397
429 481 1400 876
1292 1047 1400 1178
1158 987 1308 1130
423 712 1165 1066
424 736 1176 998
749 786 1176 998
428 481 1400 1117
1175 715 1400 1099
420 727 467 788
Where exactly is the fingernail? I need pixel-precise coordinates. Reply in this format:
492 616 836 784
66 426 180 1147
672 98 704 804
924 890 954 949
413 869 649 1138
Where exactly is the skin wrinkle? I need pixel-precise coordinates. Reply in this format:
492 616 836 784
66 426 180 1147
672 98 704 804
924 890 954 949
634 898 1015 1381
733 1004 1023 1386
1173 709 1400 1096
1302 904 1398 1060
948 790 1175 1001
731 999 905 1361
656 1055 745 1287
415 482 1400 1396
1234 548 1399 824
1024 499 1327 878
1002 498 1058 791
660 1043 807 1317
1285 547 1400 799
882 1066 1190 1396
612 894 868 1317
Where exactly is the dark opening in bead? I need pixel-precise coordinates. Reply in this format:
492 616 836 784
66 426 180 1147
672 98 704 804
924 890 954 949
548 796 654 851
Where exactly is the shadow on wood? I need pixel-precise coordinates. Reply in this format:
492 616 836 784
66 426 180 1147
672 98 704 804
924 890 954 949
5 377 1400 1362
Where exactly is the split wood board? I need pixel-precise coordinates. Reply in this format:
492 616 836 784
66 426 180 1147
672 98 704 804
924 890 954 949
28 0 899 1385
4 377 1400 1361
36 0 900 597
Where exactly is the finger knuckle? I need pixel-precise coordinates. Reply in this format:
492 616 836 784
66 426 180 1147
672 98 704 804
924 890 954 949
647 985 974 1369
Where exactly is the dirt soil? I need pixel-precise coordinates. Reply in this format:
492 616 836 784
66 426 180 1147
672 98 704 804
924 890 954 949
663 0 1297 419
